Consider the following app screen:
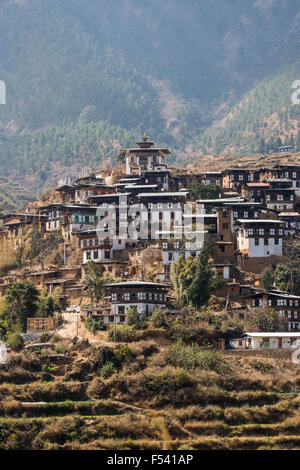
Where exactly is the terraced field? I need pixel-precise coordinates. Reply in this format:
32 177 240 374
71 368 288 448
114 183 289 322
0 338 300 450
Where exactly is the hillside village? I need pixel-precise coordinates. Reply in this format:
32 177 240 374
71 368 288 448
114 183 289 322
2 135 300 450
1 135 300 352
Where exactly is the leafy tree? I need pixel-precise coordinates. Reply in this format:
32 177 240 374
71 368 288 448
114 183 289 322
261 270 274 291
249 307 285 332
188 182 221 201
0 281 40 333
151 307 167 328
126 306 139 327
85 261 106 305
6 333 23 352
38 290 61 317
85 317 106 334
171 254 198 307
274 264 292 291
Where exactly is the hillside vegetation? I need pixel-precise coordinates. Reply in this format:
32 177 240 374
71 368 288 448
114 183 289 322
1 326 300 450
0 0 300 187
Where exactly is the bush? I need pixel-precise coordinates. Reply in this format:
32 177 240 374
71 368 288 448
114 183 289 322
85 317 106 334
6 334 23 352
41 364 54 381
92 344 133 372
140 368 193 393
150 308 167 328
54 344 67 354
108 325 141 342
126 307 139 326
165 341 230 373
168 323 219 345
99 362 116 379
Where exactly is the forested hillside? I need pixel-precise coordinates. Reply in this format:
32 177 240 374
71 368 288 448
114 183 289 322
199 62 300 155
0 0 300 198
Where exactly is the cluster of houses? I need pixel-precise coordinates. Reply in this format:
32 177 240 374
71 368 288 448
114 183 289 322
1 134 300 349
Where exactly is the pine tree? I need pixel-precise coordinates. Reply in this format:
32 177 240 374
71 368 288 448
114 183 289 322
187 234 214 308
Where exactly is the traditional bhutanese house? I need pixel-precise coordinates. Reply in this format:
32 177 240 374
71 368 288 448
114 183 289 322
277 145 294 153
200 171 222 186
55 182 116 204
275 164 300 190
212 262 235 281
244 290 300 331
0 213 48 239
104 280 170 323
136 192 188 240
124 184 159 196
142 170 171 191
222 202 265 229
181 208 235 264
278 211 300 236
265 179 295 212
159 230 206 281
75 229 126 264
182 213 218 236
196 197 244 214
246 332 300 350
15 267 82 292
222 168 261 190
169 172 201 192
40 203 97 241
120 134 171 176
236 219 284 273
241 183 270 204
87 192 133 208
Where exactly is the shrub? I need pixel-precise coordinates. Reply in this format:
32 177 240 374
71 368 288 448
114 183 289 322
41 364 54 381
39 333 51 343
113 344 134 367
140 368 193 393
150 308 167 328
126 307 139 326
165 341 230 373
6 334 23 352
85 317 106 334
54 344 67 354
92 344 133 372
168 323 219 345
108 325 141 342
100 362 116 379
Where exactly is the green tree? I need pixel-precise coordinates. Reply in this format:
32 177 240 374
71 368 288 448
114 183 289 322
261 270 273 291
85 261 106 305
38 290 61 317
188 183 221 201
187 234 214 308
171 254 198 307
249 307 285 332
0 281 40 333
274 264 292 291
126 306 139 326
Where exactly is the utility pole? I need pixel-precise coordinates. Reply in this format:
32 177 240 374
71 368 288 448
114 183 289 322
114 307 117 343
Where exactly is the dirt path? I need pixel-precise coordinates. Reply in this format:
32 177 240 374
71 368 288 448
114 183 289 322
58 312 116 346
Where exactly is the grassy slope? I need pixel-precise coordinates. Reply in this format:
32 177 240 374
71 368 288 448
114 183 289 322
1 332 300 450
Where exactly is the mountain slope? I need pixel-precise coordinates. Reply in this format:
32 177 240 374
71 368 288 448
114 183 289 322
198 62 300 155
0 0 300 194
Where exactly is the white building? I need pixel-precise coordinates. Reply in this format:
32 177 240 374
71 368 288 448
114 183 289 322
230 332 300 350
0 341 11 365
237 219 284 258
